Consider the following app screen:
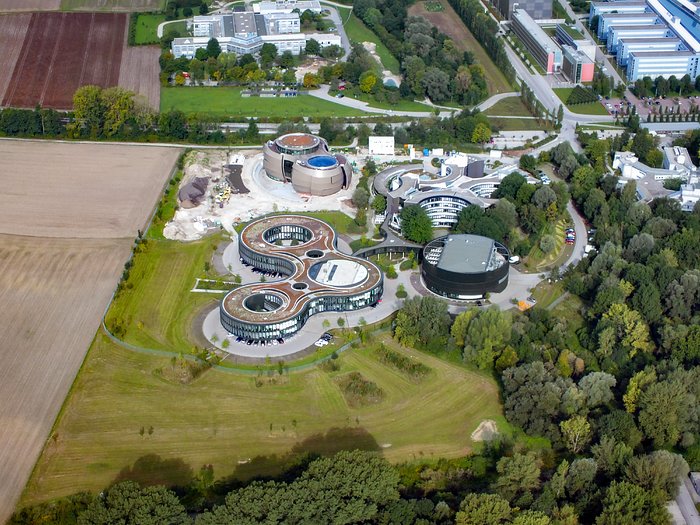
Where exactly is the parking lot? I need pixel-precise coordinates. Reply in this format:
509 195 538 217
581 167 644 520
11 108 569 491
603 92 698 118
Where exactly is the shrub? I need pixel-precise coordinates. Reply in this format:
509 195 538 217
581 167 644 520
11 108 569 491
376 344 431 381
335 372 384 407
566 86 598 105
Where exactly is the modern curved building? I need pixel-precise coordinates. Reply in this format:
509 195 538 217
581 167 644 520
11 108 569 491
220 215 383 341
262 133 353 196
422 234 510 299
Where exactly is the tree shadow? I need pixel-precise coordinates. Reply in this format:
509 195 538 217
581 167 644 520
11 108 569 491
112 453 194 488
215 426 381 493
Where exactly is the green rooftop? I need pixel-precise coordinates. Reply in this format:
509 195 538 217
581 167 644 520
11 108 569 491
559 24 585 40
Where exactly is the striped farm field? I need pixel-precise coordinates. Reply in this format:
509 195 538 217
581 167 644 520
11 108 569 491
60 0 163 10
0 12 160 110
0 0 60 11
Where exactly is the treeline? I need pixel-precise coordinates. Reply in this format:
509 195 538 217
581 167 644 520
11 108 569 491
447 0 516 85
353 0 489 104
632 73 700 99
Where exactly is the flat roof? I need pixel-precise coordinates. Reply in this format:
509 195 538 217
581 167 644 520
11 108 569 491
437 234 495 274
276 133 320 149
628 49 694 56
512 9 561 54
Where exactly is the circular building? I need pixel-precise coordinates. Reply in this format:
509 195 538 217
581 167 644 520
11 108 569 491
421 234 510 299
221 215 383 342
262 133 353 196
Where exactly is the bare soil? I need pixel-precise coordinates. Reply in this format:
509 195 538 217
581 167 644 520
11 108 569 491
2 13 127 109
0 140 179 522
0 0 60 11
119 43 161 109
0 141 180 238
0 13 30 103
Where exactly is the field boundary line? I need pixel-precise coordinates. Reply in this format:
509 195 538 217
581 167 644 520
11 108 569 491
38 12 66 107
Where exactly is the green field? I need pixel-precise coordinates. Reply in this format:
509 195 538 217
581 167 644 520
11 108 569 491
483 96 532 116
160 87 367 118
22 327 502 506
61 0 164 10
488 116 541 131
352 92 433 112
554 88 609 116
341 11 401 74
133 14 187 44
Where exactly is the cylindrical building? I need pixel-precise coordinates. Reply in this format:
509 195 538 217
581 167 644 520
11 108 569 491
262 133 352 196
421 234 510 299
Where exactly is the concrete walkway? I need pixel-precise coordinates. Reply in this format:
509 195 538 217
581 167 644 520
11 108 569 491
476 92 519 112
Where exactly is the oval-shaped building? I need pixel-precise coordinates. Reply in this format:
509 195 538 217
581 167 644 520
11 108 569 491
262 133 353 196
422 234 510 299
221 215 383 341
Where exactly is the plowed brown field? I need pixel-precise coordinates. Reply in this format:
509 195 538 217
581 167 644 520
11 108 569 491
0 13 31 104
1 12 158 110
0 140 180 522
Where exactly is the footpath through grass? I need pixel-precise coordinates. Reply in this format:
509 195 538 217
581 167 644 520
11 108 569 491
22 331 502 506
483 96 532 116
161 87 367 118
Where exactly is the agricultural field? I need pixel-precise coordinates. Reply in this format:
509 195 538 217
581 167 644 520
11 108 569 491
61 0 163 10
21 331 502 506
408 0 511 95
160 87 367 118
0 12 159 110
119 45 162 108
0 0 60 11
0 141 180 523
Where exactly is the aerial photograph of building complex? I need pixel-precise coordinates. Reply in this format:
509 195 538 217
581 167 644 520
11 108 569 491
1 0 700 523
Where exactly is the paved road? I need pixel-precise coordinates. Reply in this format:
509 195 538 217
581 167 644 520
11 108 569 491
564 201 588 267
677 477 700 525
476 92 520 112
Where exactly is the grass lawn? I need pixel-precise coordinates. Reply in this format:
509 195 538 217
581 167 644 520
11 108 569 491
342 12 401 74
488 116 541 131
21 331 502 506
554 88 610 116
352 92 433 112
524 216 574 271
160 87 367 118
530 281 566 309
483 96 532 117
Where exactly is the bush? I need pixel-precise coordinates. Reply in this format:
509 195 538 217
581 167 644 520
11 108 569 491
539 234 556 254
399 259 414 271
386 265 398 279
396 283 408 299
335 372 384 407
376 344 431 381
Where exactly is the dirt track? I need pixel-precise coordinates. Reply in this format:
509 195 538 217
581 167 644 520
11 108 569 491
0 141 180 522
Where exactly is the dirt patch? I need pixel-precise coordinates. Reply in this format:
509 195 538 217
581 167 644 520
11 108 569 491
0 140 180 238
470 419 499 442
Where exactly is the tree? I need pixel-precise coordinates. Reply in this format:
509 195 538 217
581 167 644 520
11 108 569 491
359 71 378 93
579 372 616 409
421 67 452 103
560 416 592 454
624 451 689 499
305 38 321 56
596 481 669 525
394 296 451 350
399 205 433 244
519 154 537 173
494 172 527 200
471 123 491 147
372 195 387 214
158 110 188 139
539 235 556 254
206 38 221 59
456 493 512 525
352 187 370 209
454 307 512 369
100 87 135 138
492 453 541 504
597 303 653 363
260 43 277 69
302 72 320 88
73 85 104 137
77 482 190 525
592 436 633 479
198 2 208 14
638 379 696 448
532 186 557 210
